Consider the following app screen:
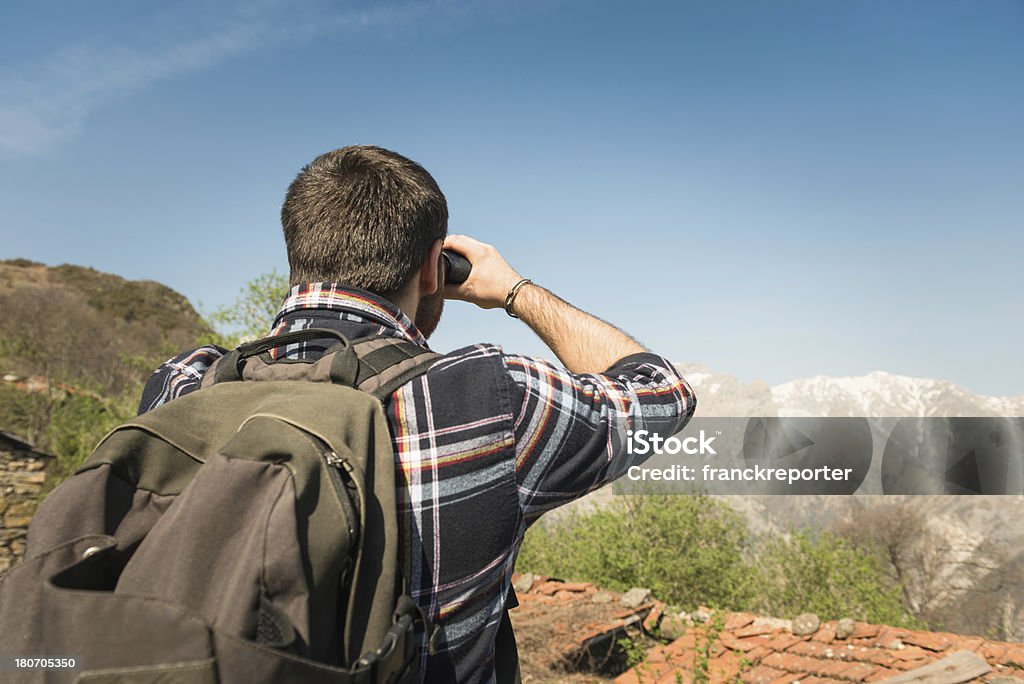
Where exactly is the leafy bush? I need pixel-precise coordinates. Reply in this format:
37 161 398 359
44 391 138 482
0 384 136 486
516 495 922 625
754 531 922 626
517 495 757 610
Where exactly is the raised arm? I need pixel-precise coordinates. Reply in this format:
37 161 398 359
443 234 696 517
442 234 645 373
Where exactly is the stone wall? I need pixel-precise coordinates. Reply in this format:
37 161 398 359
0 431 53 574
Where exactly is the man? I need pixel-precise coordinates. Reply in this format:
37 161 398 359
140 145 696 683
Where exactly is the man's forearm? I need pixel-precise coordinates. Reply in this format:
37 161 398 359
511 284 645 374
442 234 647 373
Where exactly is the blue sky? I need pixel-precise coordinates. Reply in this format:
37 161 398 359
1 1 1021 395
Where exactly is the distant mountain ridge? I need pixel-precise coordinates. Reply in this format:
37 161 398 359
772 371 1024 418
677 364 1024 418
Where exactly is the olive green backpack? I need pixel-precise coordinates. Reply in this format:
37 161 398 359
0 329 438 684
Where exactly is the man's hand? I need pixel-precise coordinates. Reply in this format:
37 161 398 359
443 235 524 309
442 234 646 373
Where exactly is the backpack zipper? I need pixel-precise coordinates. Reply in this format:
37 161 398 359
320 445 360 549
317 444 362 597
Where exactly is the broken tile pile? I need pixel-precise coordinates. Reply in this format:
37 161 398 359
510 573 663 675
510 574 1024 683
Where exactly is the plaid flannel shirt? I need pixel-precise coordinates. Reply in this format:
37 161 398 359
139 283 696 683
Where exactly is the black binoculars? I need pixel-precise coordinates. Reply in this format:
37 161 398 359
442 250 472 284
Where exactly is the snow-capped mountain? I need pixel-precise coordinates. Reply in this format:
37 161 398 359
675 365 1024 418
771 371 1024 418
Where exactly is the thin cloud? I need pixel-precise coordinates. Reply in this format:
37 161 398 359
0 1 441 155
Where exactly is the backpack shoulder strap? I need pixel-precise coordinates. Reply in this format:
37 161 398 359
202 328 441 402
349 336 441 402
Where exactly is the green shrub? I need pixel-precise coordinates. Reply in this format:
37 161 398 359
753 530 922 627
517 495 922 626
517 495 757 610
0 383 136 488
44 391 137 482
0 384 51 447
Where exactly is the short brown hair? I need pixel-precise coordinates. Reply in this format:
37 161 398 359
281 145 448 293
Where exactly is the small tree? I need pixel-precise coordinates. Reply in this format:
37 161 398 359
201 270 289 348
834 501 1017 636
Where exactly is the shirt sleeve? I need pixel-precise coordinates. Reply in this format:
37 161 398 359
137 345 227 415
502 351 696 522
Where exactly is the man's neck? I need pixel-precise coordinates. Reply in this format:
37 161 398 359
383 289 418 325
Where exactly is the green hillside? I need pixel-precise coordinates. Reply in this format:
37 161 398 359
0 258 212 478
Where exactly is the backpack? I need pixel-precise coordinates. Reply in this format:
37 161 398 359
0 328 439 684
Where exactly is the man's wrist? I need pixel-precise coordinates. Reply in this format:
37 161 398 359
504 279 533 318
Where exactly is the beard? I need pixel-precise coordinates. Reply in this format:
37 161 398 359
415 286 444 340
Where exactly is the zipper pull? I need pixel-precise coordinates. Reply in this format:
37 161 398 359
326 450 354 473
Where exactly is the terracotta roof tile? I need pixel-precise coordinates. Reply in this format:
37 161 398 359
1002 645 1024 668
725 614 757 631
770 671 806 684
720 632 771 653
864 667 901 682
809 655 864 679
735 624 780 638
746 645 777 662
836 661 882 681
862 648 899 668
511 577 1024 683
740 665 787 684
763 634 805 652
631 661 676 682
655 669 691 684
872 626 906 649
980 643 1010 663
849 623 881 640
786 641 835 658
706 651 743 681
890 644 935 662
815 658 856 678
766 674 803 684
810 622 837 643
664 634 698 655
531 579 567 595
615 661 674 684
510 574 658 678
889 657 933 671
643 605 664 633
955 636 987 653
669 650 697 672
759 652 806 671
556 581 595 592
614 669 644 684
902 630 957 652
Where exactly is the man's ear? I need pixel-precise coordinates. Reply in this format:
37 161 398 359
419 239 444 296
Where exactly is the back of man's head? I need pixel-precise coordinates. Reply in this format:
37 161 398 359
281 145 448 294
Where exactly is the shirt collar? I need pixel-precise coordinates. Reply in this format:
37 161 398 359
273 283 428 347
